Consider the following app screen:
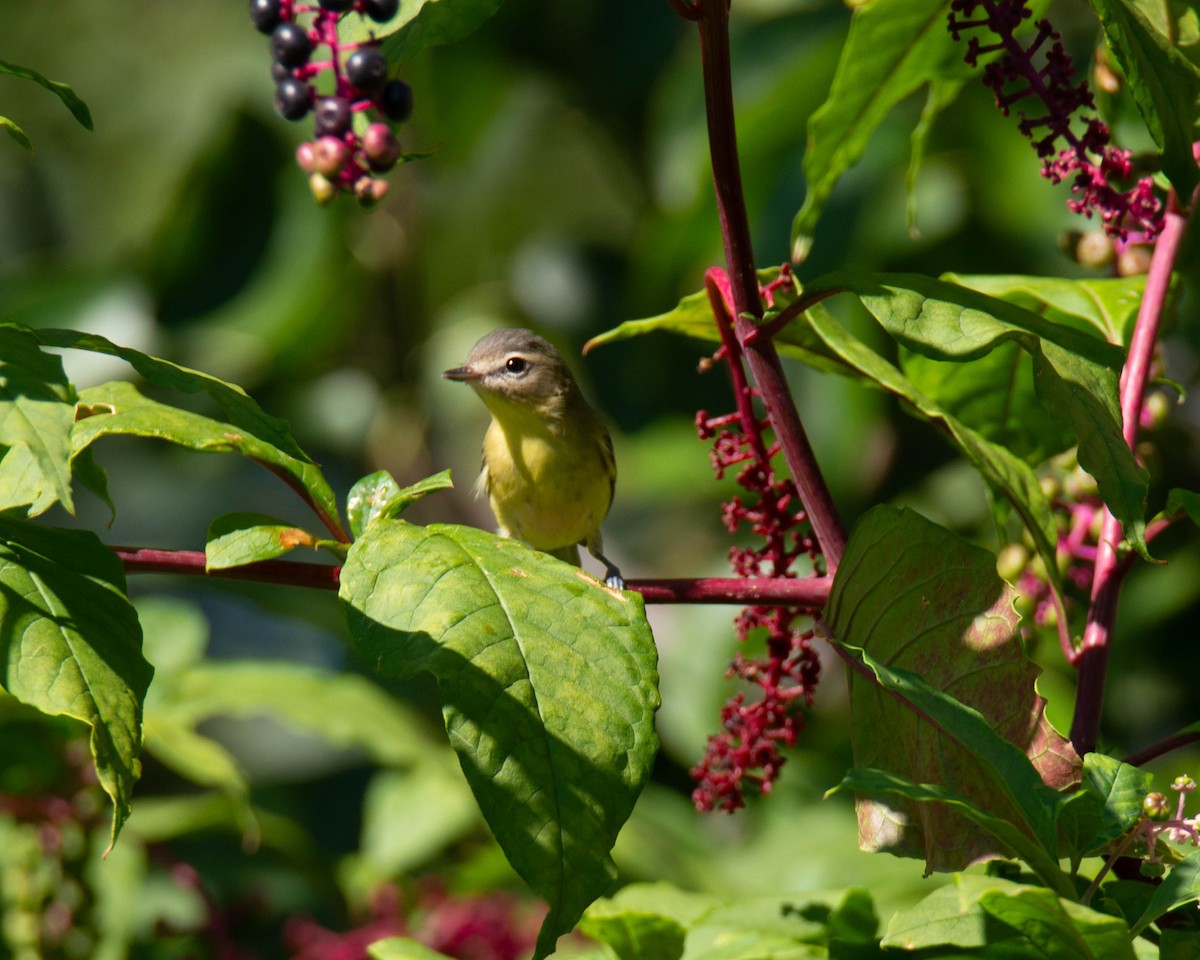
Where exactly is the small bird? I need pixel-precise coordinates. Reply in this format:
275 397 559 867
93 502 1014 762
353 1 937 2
443 328 623 588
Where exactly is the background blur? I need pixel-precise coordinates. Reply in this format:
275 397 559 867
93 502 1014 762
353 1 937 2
3 0 1200 954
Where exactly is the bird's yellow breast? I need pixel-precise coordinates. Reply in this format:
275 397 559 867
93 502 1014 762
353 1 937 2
480 406 613 552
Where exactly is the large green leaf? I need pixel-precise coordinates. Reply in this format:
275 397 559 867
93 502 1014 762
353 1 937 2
790 0 1047 259
0 519 152 845
797 303 1064 594
946 274 1147 346
1087 0 1200 199
825 505 1078 881
340 519 660 960
810 273 1149 558
71 379 340 537
339 0 505 65
0 325 76 516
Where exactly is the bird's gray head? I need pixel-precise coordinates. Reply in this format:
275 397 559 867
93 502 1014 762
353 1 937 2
442 328 579 411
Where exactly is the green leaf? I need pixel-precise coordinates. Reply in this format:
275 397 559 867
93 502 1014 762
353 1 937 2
339 0 505 65
1132 847 1200 935
205 512 321 571
825 505 1078 885
980 887 1137 959
1086 0 1200 199
16 324 344 537
578 901 689 960
0 115 32 150
347 468 454 538
811 273 1149 560
795 303 1065 595
340 519 660 960
1057 753 1151 861
1165 487 1200 524
790 0 1049 259
828 768 1069 890
0 59 93 131
71 379 342 538
883 873 1031 948
0 519 152 846
0 325 76 516
583 272 856 377
946 274 1148 346
368 938 456 960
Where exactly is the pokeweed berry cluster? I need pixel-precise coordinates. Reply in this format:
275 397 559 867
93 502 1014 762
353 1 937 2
690 269 825 813
250 0 414 207
948 0 1162 241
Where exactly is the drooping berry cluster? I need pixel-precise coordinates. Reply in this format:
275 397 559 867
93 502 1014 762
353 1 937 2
251 0 414 206
948 0 1162 240
690 269 824 813
1134 775 1200 878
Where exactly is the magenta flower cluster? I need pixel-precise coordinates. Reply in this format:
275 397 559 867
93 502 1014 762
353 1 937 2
948 0 1162 239
690 271 824 813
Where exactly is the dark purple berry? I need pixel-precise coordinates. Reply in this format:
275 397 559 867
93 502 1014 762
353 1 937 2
345 47 388 93
376 80 413 123
271 61 294 83
313 96 353 135
363 0 399 22
319 0 356 9
275 77 312 120
250 0 285 33
271 22 313 68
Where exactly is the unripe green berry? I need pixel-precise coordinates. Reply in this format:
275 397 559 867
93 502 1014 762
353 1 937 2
1144 792 1170 821
309 172 338 206
996 544 1029 584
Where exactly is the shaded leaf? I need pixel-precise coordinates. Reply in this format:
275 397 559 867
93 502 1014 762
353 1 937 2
980 886 1137 959
790 0 1047 259
1165 487 1200 524
795 304 1064 596
340 0 505 65
1086 0 1200 199
0 59 93 130
340 519 659 960
0 325 76 516
882 874 1031 949
825 505 1078 879
72 379 341 538
0 519 152 846
810 273 1149 559
1057 753 1151 861
1132 847 1200 935
828 768 1069 891
205 512 321 571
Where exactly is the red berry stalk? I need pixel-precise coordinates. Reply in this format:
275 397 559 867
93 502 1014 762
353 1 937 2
690 268 824 812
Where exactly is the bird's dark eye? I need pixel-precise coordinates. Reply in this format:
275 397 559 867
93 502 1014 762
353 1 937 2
505 356 528 374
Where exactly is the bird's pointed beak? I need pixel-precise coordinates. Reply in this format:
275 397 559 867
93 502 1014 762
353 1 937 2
442 364 481 382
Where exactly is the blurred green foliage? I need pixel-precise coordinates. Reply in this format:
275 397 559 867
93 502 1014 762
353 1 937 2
2 0 1200 955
